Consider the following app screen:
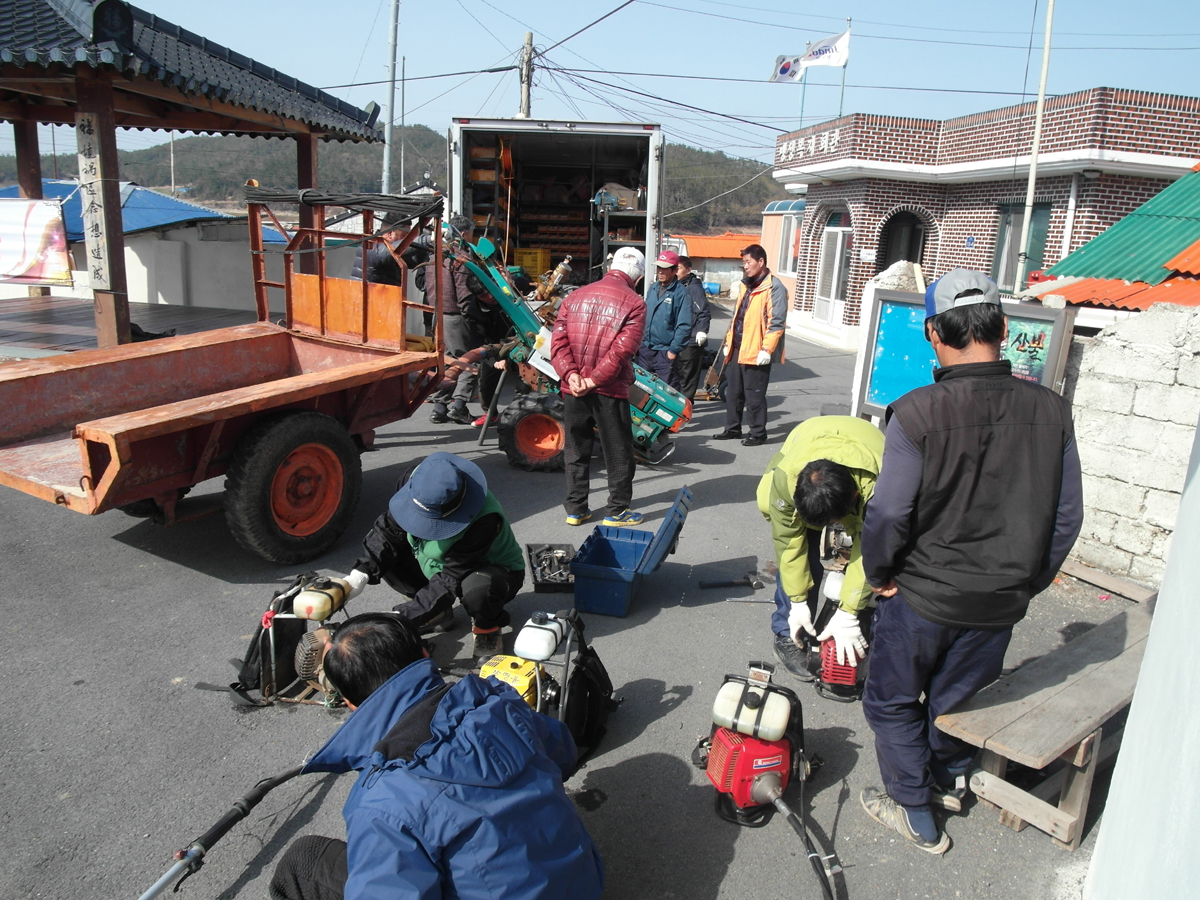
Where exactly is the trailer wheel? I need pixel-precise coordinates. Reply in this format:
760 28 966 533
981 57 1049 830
498 393 565 472
224 411 362 564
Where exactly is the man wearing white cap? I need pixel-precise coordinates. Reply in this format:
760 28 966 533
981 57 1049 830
551 247 647 528
858 268 1083 855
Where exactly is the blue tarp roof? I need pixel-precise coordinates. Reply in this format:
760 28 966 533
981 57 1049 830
0 179 286 242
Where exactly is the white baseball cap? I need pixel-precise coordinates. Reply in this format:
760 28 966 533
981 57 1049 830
610 246 646 282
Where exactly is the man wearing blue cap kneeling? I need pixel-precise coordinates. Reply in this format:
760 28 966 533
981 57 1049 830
353 452 526 661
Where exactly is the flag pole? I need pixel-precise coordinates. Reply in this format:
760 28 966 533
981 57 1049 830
838 18 850 118
798 41 810 129
1015 0 1056 290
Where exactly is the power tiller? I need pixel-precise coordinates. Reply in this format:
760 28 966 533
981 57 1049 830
692 663 839 900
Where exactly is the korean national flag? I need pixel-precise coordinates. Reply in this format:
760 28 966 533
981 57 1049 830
769 55 804 83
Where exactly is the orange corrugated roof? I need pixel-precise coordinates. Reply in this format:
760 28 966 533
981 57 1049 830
673 232 761 259
1041 276 1200 311
1164 236 1200 277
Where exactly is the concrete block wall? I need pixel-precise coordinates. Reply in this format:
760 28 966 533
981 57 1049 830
1064 303 1200 586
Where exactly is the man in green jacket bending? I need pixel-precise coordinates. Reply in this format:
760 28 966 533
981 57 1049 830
354 452 526 662
756 416 885 679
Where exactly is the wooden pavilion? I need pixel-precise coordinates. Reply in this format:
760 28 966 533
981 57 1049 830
1 0 382 346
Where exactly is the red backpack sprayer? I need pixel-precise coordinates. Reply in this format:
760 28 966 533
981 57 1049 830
692 662 839 900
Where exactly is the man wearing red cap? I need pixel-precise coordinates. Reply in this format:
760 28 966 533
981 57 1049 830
636 250 693 390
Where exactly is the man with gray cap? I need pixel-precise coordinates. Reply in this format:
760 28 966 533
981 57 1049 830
857 268 1083 855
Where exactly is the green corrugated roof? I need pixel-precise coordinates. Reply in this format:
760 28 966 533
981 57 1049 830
1044 168 1200 285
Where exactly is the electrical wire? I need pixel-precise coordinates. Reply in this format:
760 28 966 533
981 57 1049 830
554 67 1058 98
536 1 637 58
320 66 517 90
663 165 775 219
635 1 1200 50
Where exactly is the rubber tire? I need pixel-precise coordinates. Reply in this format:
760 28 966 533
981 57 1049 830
497 392 566 472
224 411 362 564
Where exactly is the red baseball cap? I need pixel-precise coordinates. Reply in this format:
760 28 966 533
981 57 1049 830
655 250 680 268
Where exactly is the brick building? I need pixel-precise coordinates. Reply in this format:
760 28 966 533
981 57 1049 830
765 87 1200 349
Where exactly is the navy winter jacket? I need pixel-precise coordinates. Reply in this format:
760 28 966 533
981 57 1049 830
304 658 604 900
642 278 693 354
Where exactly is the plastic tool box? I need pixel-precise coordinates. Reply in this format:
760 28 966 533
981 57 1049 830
571 486 693 617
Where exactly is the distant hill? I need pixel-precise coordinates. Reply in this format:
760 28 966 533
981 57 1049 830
0 125 787 232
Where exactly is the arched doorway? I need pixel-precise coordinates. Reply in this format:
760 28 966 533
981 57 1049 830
880 211 926 270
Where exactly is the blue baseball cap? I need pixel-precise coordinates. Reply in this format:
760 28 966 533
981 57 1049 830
388 452 487 541
924 268 1001 319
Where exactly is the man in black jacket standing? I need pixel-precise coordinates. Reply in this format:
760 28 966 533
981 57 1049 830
858 269 1083 855
674 255 711 401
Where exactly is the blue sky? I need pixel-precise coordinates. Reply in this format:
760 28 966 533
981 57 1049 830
4 0 1199 165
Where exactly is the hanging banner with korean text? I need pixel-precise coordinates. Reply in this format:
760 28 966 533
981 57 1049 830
0 198 73 287
76 111 112 290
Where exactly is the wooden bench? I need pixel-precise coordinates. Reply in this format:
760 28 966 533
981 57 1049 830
934 601 1154 850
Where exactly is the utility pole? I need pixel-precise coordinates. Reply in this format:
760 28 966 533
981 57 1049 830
169 130 175 195
1016 0 1056 289
381 0 400 193
517 32 533 118
400 56 406 191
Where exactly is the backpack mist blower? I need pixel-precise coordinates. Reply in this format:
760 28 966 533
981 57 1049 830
692 662 839 900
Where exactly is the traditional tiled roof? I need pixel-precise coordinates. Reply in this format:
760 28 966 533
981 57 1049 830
0 0 381 141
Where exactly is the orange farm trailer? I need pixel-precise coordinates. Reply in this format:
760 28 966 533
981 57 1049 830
0 189 445 564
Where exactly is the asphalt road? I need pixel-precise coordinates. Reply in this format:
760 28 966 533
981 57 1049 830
0 312 1125 900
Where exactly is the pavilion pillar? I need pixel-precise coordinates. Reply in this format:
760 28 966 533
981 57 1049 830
74 72 130 347
296 133 319 275
13 120 50 297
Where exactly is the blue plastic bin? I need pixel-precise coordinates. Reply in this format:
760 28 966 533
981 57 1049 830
572 486 693 617
703 281 720 295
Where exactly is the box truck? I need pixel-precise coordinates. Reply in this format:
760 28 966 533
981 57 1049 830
447 118 666 285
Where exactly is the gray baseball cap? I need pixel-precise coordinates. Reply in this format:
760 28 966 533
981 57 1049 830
924 268 1001 318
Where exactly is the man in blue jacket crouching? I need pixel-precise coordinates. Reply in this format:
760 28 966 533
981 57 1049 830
270 613 604 900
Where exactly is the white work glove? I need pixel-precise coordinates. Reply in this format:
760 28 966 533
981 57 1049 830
755 349 772 366
787 602 817 646
816 608 869 667
344 569 371 600
721 343 730 357
695 331 708 347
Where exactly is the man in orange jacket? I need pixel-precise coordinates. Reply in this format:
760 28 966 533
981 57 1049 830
713 243 788 446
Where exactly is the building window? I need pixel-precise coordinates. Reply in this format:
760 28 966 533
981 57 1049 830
992 203 1051 292
777 214 803 275
814 211 852 323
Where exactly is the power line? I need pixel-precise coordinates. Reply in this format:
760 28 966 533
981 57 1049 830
537 1 637 57
663 165 774 218
320 66 516 90
684 0 1200 39
556 67 1058 98
635 1 1200 50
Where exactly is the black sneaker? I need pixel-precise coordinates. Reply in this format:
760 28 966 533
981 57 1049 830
446 406 474 425
712 430 743 440
773 635 816 682
741 435 767 447
430 408 450 424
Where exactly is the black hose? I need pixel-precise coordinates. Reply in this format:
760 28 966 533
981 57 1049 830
774 782 835 900
191 765 305 852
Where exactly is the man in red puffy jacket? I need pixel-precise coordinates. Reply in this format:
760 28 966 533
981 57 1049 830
550 247 647 528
